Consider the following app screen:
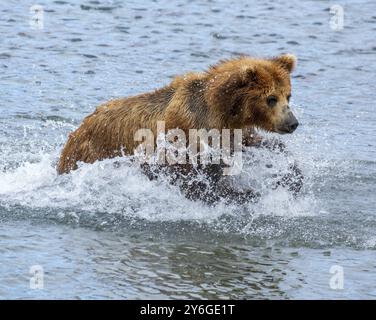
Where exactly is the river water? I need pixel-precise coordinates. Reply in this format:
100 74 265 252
0 0 375 299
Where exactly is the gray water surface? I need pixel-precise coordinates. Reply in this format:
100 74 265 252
0 0 376 299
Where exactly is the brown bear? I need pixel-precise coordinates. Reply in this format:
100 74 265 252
58 54 301 203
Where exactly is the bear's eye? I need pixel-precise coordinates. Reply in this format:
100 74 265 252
266 95 278 108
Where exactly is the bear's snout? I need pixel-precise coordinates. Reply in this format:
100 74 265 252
277 111 299 134
288 120 299 133
285 112 299 133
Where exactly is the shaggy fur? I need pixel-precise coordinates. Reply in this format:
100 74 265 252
58 54 297 174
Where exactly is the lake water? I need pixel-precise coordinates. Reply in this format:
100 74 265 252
0 0 375 299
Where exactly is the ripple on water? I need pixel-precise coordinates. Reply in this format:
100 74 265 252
1 0 376 299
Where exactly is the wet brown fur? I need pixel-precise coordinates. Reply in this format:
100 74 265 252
58 54 296 174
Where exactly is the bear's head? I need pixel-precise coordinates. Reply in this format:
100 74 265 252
206 54 299 133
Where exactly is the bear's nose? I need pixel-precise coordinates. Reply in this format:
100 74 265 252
284 111 299 133
288 121 299 132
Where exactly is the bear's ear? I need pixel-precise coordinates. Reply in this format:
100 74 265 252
271 54 297 73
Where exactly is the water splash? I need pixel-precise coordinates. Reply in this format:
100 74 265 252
0 137 318 228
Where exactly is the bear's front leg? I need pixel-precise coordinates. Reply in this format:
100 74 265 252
242 128 264 148
243 128 287 153
242 128 303 196
213 182 261 205
272 162 304 196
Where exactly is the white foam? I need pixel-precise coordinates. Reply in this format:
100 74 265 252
0 134 322 225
